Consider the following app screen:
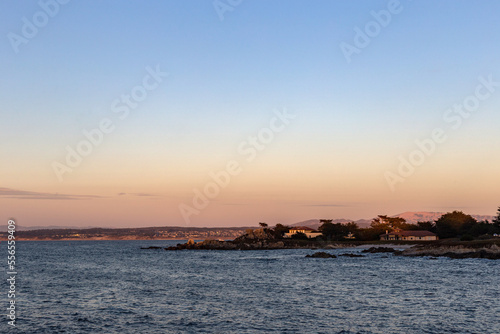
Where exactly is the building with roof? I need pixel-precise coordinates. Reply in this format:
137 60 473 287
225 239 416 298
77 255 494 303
284 226 322 239
380 229 438 241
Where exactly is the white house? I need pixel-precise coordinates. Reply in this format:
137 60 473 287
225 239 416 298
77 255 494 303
284 226 322 239
380 230 438 241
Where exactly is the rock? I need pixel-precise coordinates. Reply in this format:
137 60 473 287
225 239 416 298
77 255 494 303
306 252 337 258
140 246 163 250
362 247 397 253
268 241 285 249
166 227 319 251
233 228 276 243
442 250 500 259
339 253 364 257
324 244 353 249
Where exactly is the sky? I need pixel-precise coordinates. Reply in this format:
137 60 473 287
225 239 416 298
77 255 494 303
1 0 500 228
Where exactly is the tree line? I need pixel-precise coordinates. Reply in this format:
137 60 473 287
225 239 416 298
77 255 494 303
264 207 500 241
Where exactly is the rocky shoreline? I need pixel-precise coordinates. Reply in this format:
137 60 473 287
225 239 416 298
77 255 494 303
399 243 500 259
148 228 500 259
160 228 355 250
166 231 355 250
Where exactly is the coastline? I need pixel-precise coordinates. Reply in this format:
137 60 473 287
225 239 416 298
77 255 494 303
0 237 208 241
158 228 500 259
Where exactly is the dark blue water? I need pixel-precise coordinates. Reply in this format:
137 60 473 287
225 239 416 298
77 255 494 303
2 240 499 333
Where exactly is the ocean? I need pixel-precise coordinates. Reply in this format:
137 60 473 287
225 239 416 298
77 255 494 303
2 240 499 333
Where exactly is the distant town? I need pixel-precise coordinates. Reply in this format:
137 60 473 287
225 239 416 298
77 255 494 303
0 226 250 241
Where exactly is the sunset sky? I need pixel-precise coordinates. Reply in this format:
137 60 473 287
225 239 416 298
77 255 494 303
1 0 500 228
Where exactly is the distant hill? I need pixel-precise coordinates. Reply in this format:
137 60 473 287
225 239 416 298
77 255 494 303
0 225 98 232
291 218 371 229
290 211 496 230
290 219 322 229
392 212 496 224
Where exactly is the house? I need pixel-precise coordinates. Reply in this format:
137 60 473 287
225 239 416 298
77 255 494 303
380 229 438 241
284 226 322 239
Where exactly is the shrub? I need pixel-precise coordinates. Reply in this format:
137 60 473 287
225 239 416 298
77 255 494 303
460 234 474 241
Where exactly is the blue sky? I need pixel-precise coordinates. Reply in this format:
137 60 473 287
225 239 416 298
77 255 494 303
1 0 500 227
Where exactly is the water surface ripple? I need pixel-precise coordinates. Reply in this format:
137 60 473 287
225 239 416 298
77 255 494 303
4 241 499 333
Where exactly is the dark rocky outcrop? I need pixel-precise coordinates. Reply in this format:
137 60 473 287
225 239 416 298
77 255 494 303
165 228 298 250
164 228 351 251
339 253 364 257
401 244 500 260
140 246 163 249
362 247 397 253
306 252 337 258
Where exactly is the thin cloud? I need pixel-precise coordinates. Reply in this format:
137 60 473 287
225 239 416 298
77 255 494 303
301 204 349 207
116 192 162 198
0 187 103 200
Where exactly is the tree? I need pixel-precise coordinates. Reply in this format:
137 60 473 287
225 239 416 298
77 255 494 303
358 228 384 241
319 221 335 240
259 222 268 228
416 221 435 231
345 222 359 233
371 215 412 229
466 220 491 237
319 221 351 241
369 215 394 237
272 224 290 239
435 211 477 239
493 206 500 227
290 232 308 240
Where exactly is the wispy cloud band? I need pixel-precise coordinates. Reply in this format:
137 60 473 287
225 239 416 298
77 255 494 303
0 187 103 200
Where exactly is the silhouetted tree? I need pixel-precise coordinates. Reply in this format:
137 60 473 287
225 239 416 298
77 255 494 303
370 215 392 230
416 221 435 232
319 221 335 240
272 224 290 239
290 232 308 240
467 220 491 237
435 211 477 239
362 230 382 241
319 221 353 241
493 207 500 228
344 222 360 235
259 222 268 228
